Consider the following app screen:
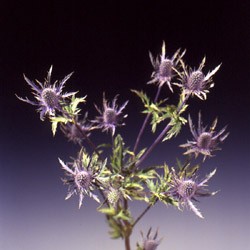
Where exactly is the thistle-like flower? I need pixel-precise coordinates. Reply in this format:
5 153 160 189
169 168 217 218
105 186 122 208
148 41 185 91
60 114 93 145
92 94 128 135
59 150 106 208
137 228 162 250
16 66 76 120
175 57 221 99
180 113 229 161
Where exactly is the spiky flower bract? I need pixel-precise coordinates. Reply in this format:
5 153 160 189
148 41 185 91
93 94 128 135
59 150 106 208
169 168 217 218
180 113 229 161
60 113 93 145
137 228 161 250
175 57 221 99
16 66 76 120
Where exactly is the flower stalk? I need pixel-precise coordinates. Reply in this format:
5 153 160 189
133 85 163 154
136 93 190 168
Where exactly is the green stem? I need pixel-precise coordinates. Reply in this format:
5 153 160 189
123 198 131 250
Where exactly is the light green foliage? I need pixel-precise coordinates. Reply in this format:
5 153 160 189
64 94 86 116
51 116 69 136
175 158 200 179
132 90 188 141
50 95 86 136
110 134 126 173
136 244 143 250
98 204 133 239
145 164 178 206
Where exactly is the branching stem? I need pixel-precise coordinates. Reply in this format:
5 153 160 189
136 93 190 168
133 85 163 153
133 198 159 227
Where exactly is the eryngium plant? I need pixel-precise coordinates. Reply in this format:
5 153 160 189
17 42 228 250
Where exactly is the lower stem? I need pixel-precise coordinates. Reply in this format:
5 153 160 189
123 198 131 250
125 235 131 250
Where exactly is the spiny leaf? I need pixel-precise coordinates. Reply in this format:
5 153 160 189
110 134 124 173
50 116 69 136
98 207 116 216
114 209 132 221
71 95 86 113
131 89 150 107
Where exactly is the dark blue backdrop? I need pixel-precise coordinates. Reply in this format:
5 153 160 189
1 1 250 249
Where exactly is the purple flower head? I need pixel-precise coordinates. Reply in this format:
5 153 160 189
175 57 221 99
93 94 128 135
180 113 229 161
59 150 106 208
16 66 76 120
169 168 217 218
148 41 185 91
139 228 162 250
60 113 93 145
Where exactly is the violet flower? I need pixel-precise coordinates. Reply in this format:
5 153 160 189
180 113 229 161
16 66 76 120
148 41 185 91
175 57 221 99
93 94 128 136
169 168 217 218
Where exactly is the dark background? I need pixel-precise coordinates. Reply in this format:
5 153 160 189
1 1 250 250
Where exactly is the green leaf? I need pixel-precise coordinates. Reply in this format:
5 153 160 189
98 207 116 216
50 116 69 136
131 89 150 107
110 134 125 173
114 209 131 221
125 182 144 190
71 95 86 114
146 179 156 192
107 218 123 239
62 95 86 117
